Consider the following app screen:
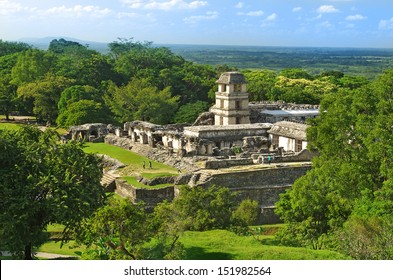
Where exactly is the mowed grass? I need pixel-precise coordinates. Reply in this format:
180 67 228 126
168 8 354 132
0 122 23 130
180 230 350 260
0 121 68 134
83 142 177 176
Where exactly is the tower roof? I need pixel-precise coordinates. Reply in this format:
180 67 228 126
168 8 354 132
216 71 247 84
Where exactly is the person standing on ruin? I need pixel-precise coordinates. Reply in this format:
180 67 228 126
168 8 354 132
143 161 146 169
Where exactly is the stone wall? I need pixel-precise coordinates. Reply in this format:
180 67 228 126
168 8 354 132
198 166 310 189
115 180 175 206
204 158 253 169
191 165 310 224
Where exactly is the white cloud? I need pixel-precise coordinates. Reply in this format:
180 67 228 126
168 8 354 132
184 11 218 23
237 10 264 17
122 0 207 10
292 7 302 13
379 17 393 30
346 14 367 21
41 5 112 18
317 5 339 14
0 1 113 19
235 2 244 9
0 0 34 16
265 13 277 22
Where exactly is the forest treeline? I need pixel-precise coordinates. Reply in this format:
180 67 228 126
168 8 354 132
170 44 393 78
0 38 380 127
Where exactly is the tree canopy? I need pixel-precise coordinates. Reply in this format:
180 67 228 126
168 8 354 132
275 70 393 259
0 127 106 259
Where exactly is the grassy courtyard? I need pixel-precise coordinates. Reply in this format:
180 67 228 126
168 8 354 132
83 142 178 187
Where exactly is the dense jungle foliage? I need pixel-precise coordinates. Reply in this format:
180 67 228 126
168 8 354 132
0 38 387 127
275 69 393 259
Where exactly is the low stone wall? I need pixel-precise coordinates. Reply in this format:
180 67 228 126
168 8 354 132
204 158 253 169
274 149 314 163
115 179 174 206
105 134 133 149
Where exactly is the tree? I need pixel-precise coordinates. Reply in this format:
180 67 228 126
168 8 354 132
76 198 151 260
275 71 393 251
0 127 106 259
56 99 108 127
244 70 277 101
58 85 101 113
173 101 210 124
77 197 186 260
167 185 239 231
0 40 31 57
280 68 313 80
16 74 73 122
106 78 179 124
232 199 259 226
0 75 17 120
48 38 87 54
272 76 336 104
11 49 55 86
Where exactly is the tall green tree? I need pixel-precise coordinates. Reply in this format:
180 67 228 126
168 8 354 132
0 127 106 259
0 40 31 57
11 49 55 86
58 85 101 113
76 199 151 260
275 71 393 252
16 74 73 122
106 78 178 124
244 70 277 102
56 99 108 127
0 75 17 120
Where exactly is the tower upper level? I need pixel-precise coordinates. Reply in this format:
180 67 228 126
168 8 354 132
211 72 250 125
216 71 248 94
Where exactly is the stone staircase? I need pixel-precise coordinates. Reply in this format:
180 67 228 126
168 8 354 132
101 172 117 191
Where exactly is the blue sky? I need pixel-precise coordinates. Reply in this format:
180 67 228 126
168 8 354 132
1 0 392 48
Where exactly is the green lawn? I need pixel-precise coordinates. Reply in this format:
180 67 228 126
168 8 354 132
0 121 67 134
121 176 173 189
38 240 85 258
0 122 23 130
83 142 177 176
180 230 350 260
35 225 349 260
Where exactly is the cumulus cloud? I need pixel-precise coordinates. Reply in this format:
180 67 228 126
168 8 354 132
184 11 218 23
292 7 302 13
237 10 264 17
379 17 393 30
346 14 367 21
122 0 207 10
317 5 339 14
